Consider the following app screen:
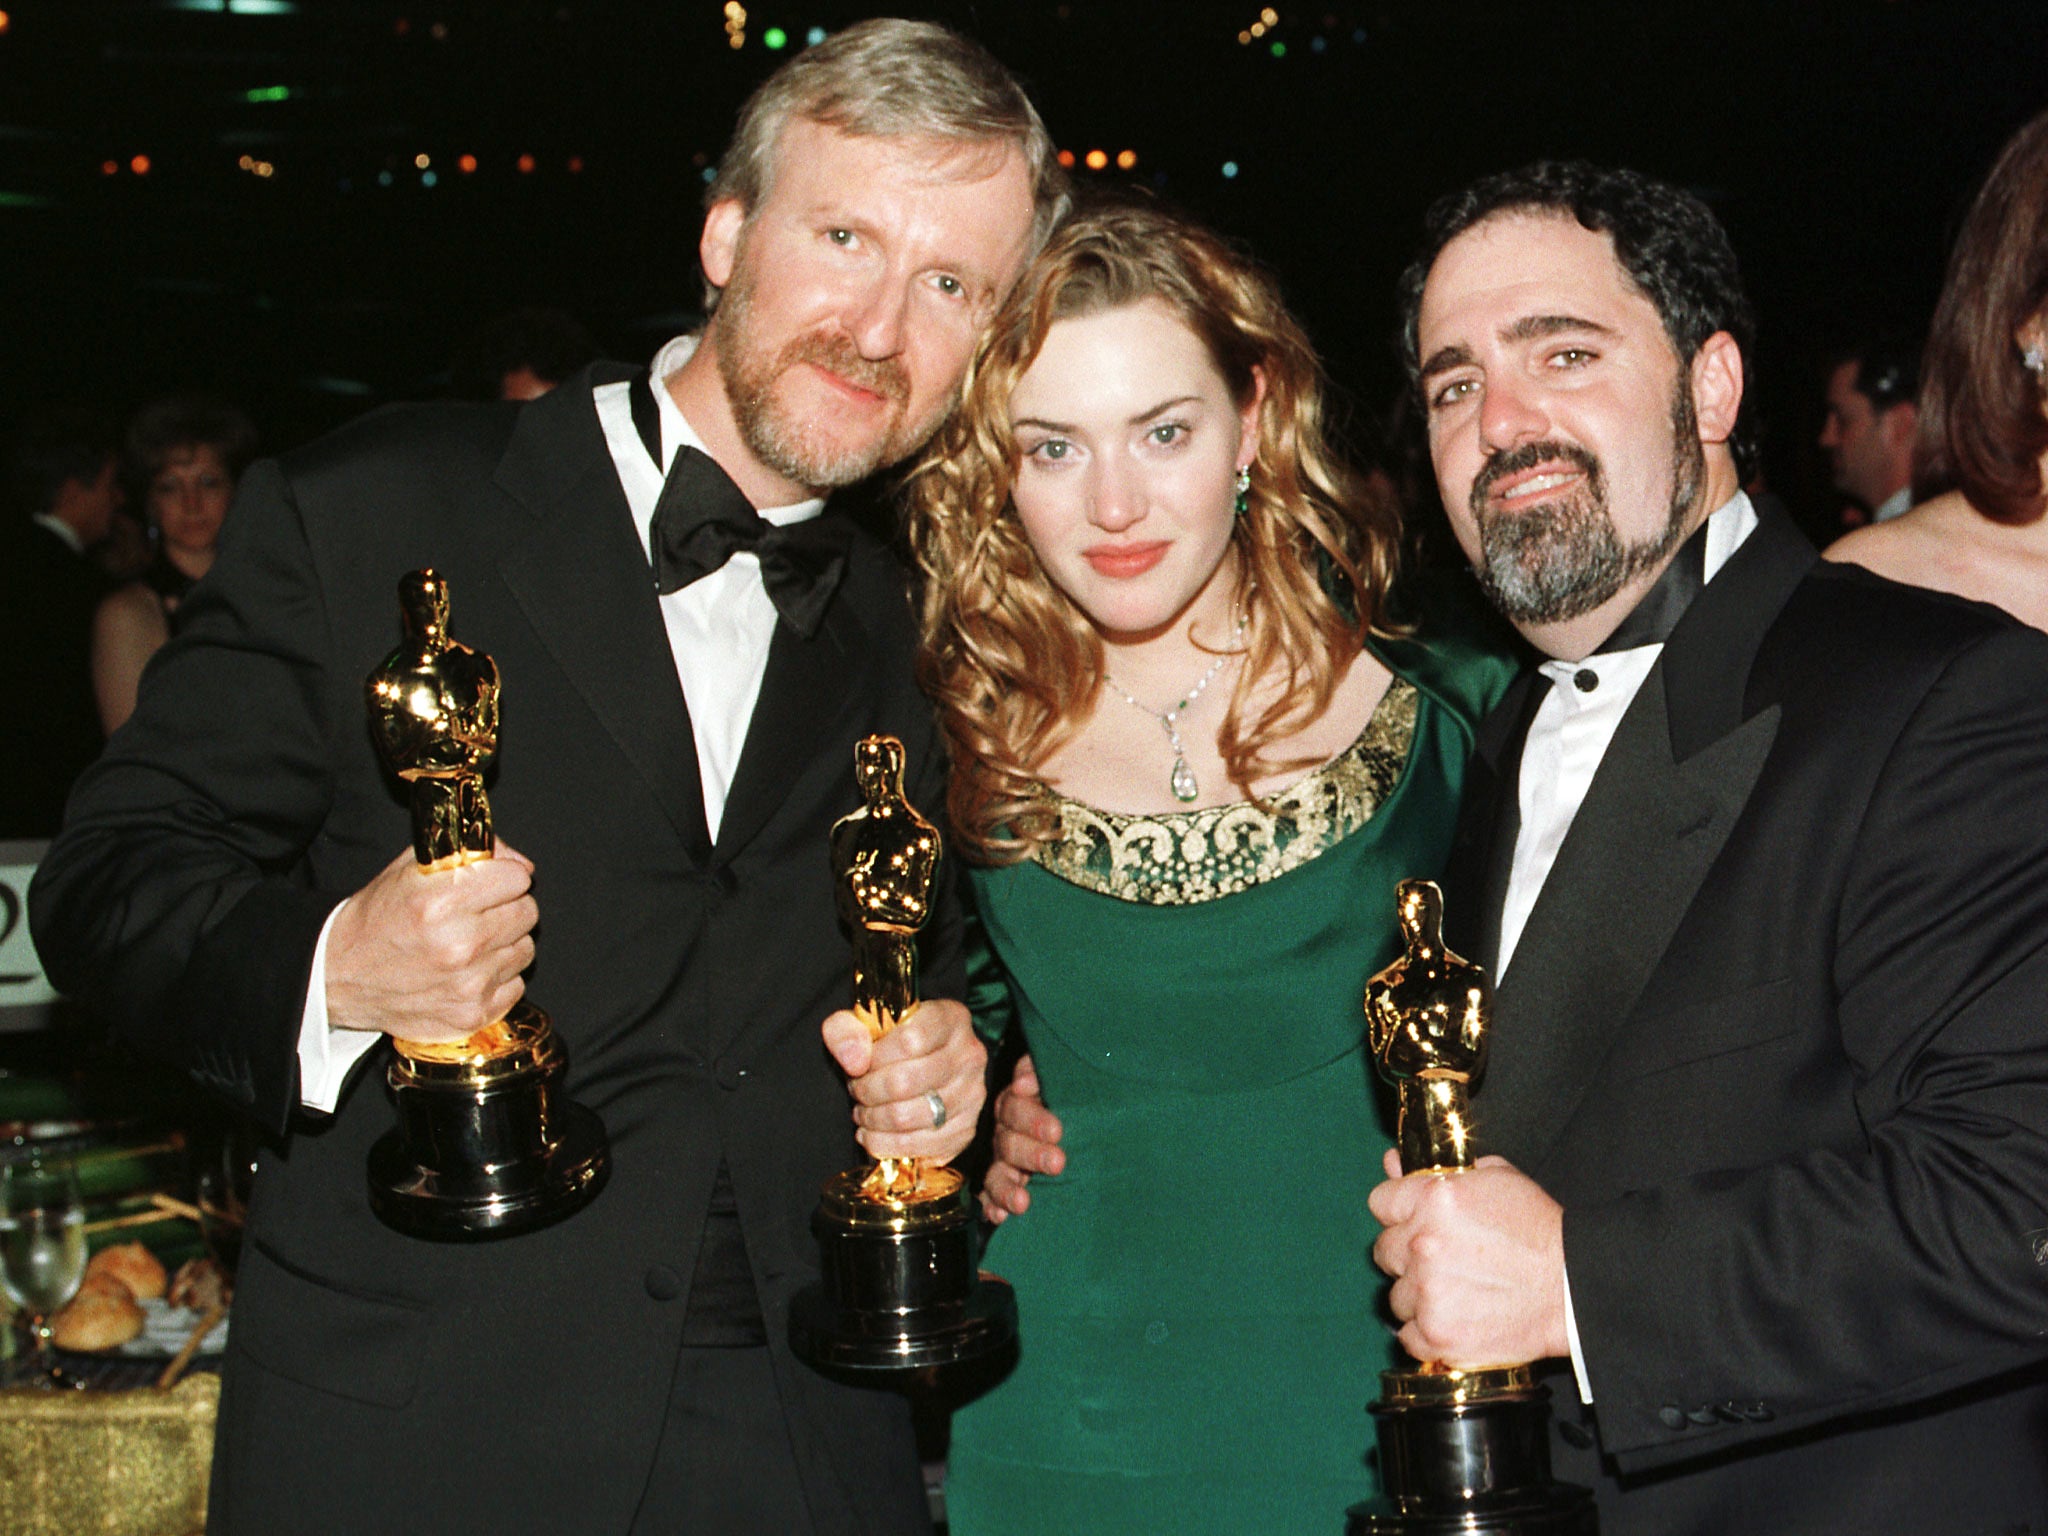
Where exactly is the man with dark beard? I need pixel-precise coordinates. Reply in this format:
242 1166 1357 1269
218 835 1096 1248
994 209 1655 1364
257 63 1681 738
1363 162 2048 1532
31 21 1065 1536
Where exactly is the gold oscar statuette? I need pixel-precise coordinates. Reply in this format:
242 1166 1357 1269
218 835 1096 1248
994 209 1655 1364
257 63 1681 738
1347 879 1597 1535
361 569 609 1240
790 735 1016 1371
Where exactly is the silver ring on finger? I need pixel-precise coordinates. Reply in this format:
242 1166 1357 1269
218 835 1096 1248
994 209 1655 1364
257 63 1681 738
924 1089 947 1131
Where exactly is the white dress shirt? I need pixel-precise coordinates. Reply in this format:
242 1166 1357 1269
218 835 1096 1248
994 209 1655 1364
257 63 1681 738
32 511 86 555
1870 485 1913 524
297 335 822 1112
1493 491 1758 1403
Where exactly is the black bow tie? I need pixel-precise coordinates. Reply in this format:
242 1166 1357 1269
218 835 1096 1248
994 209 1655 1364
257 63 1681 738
634 375 850 638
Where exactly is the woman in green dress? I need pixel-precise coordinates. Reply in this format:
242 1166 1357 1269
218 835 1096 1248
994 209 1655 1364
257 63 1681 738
902 199 1513 1533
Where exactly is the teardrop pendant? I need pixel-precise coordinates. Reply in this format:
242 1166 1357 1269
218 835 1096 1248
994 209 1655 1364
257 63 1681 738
1170 756 1199 803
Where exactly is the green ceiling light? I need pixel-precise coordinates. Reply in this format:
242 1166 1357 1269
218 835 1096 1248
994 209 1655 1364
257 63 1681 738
763 26 787 49
243 85 293 103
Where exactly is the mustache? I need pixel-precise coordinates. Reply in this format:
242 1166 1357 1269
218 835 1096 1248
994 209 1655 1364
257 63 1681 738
780 329 909 406
1470 439 1602 512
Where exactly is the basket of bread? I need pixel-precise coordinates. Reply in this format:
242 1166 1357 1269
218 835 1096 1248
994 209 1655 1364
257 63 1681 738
47 1243 231 1380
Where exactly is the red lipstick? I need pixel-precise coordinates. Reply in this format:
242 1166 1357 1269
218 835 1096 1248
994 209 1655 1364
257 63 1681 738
1083 541 1170 578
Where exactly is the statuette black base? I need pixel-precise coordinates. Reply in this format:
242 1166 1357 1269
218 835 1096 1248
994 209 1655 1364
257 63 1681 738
791 1175 1016 1371
366 1000 610 1241
1347 1368 1598 1535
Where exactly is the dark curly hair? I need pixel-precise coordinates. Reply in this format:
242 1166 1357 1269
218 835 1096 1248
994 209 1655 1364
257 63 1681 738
1397 161 1760 480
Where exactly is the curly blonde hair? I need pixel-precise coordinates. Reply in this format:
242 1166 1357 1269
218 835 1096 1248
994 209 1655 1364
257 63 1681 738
903 198 1403 865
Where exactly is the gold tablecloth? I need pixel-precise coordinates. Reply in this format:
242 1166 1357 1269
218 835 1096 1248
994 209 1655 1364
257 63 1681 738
0 1374 216 1536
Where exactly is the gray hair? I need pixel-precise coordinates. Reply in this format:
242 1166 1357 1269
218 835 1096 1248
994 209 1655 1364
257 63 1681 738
702 18 1067 306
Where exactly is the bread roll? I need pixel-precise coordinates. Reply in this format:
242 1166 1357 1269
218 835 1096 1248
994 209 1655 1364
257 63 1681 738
73 1271 135 1302
84 1240 167 1301
48 1285 146 1351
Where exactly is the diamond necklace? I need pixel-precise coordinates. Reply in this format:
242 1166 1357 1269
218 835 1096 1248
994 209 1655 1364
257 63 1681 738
1103 615 1249 804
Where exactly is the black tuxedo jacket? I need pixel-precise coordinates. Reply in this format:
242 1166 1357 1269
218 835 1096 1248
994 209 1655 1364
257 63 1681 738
1443 505 2048 1534
31 367 956 1535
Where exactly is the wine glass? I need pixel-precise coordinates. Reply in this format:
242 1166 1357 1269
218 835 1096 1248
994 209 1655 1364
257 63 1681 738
2 1148 87 1386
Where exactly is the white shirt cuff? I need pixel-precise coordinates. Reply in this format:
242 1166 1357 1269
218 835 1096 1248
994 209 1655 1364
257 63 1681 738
1563 1259 1595 1404
296 899 385 1114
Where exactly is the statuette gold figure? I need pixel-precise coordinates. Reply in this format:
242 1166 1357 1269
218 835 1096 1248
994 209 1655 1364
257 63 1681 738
1349 879 1596 1534
791 734 1014 1370
361 568 609 1240
829 735 958 1205
1364 878 1490 1174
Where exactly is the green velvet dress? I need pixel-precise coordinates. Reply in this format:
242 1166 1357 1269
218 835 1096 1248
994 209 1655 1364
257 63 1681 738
945 629 1514 1535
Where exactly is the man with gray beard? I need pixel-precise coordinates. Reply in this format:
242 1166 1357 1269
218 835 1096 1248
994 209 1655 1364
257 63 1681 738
1461 382 1702 627
1364 161 2048 1533
33 20 1066 1535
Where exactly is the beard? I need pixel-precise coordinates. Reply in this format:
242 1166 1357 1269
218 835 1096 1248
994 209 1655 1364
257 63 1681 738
711 260 949 493
1466 379 1706 626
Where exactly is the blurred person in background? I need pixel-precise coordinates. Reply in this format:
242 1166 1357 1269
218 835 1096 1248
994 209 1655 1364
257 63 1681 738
1 407 121 835
449 306 603 401
91 396 258 734
1828 109 2048 627
1817 328 1920 527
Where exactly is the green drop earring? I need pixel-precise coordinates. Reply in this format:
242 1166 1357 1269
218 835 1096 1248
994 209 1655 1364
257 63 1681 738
1234 465 1251 518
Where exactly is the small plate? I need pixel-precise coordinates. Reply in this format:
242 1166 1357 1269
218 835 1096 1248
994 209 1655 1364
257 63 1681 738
111 1296 229 1358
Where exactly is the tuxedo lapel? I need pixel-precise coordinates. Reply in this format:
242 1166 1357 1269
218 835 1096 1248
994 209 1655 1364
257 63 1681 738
491 370 713 863
1444 671 1544 973
1476 503 1816 1169
711 545 873 866
1481 675 1778 1166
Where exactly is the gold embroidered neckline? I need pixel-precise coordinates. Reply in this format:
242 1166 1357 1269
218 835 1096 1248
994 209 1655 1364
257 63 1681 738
1027 678 1419 906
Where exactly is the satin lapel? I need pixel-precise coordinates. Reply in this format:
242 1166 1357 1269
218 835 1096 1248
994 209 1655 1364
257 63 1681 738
1480 674 1780 1168
1474 501 1817 1167
491 370 713 862
1445 671 1544 973
711 557 870 866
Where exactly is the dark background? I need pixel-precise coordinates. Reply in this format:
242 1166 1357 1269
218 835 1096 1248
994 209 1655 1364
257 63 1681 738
4 0 2045 539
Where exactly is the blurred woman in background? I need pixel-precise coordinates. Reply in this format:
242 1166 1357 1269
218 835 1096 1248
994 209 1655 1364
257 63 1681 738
1828 109 2048 626
91 396 257 732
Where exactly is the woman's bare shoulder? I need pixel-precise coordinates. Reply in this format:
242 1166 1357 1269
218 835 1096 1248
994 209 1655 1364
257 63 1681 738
1824 492 1973 576
93 582 170 646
